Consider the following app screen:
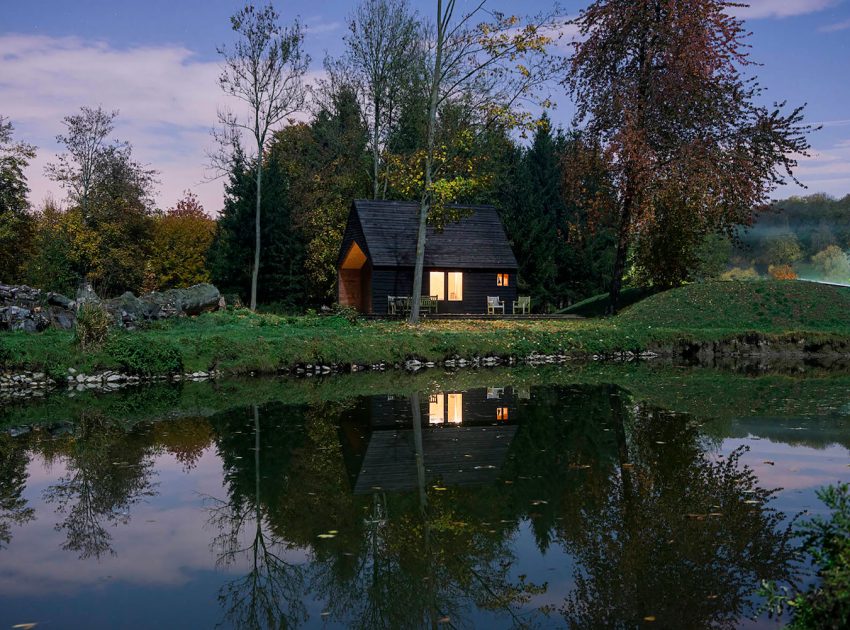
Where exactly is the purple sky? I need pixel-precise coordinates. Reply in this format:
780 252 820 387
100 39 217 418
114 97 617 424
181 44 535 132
3 0 849 215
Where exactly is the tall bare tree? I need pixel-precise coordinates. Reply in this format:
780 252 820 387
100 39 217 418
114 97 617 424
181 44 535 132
332 0 420 199
217 3 309 311
405 1 564 323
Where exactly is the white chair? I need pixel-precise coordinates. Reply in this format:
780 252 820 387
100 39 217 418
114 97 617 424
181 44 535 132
487 296 505 315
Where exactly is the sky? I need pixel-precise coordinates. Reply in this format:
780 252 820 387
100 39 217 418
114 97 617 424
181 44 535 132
2 0 850 216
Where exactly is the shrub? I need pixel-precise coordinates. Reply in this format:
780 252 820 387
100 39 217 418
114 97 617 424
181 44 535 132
768 264 798 280
761 483 850 629
330 303 360 324
106 335 183 375
74 302 112 349
0 339 10 367
720 267 761 281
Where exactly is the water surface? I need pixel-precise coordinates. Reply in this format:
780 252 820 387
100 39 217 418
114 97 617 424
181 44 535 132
1 367 849 628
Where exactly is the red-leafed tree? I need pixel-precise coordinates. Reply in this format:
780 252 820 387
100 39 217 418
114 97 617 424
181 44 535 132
566 0 814 311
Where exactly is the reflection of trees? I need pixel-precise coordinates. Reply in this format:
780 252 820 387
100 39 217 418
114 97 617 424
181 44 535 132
0 434 35 549
558 394 795 629
307 393 549 629
41 413 158 559
207 404 307 629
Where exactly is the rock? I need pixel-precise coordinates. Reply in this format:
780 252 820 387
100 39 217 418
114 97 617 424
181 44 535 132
47 292 74 309
75 281 100 305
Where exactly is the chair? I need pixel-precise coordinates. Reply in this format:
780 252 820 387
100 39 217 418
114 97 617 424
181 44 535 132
420 295 439 314
387 295 397 316
513 295 530 314
487 296 505 315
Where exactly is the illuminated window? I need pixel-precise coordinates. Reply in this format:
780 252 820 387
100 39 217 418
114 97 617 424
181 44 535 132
496 407 509 421
447 393 463 424
447 272 463 301
429 271 445 300
429 393 445 424
497 273 509 287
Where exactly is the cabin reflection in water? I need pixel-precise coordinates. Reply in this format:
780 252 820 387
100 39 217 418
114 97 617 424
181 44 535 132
340 387 520 494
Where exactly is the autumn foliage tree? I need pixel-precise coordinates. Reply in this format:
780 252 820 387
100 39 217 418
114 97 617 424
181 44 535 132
567 0 813 311
144 192 216 292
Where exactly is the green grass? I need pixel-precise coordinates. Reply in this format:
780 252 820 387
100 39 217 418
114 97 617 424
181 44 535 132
622 280 850 331
2 281 850 378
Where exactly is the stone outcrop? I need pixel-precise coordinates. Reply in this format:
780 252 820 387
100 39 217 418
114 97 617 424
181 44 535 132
0 282 222 332
0 284 76 331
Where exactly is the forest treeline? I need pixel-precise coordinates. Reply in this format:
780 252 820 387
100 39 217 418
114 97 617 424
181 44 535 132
0 0 827 312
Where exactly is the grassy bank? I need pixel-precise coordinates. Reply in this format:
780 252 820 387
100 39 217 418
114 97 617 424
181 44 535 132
3 280 850 379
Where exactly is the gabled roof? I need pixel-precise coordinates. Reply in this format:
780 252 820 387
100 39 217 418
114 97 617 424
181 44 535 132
343 200 518 269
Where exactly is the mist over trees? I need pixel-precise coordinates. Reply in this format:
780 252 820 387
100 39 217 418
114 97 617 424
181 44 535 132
0 0 835 310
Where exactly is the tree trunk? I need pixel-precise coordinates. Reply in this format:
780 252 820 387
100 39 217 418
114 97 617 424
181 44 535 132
251 158 262 311
408 0 444 325
373 102 381 200
607 188 633 315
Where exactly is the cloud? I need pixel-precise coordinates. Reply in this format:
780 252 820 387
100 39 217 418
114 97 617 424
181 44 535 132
730 0 840 19
0 34 320 215
305 20 343 35
820 18 850 31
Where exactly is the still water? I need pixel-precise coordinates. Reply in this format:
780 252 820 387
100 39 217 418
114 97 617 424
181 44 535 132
1 367 849 629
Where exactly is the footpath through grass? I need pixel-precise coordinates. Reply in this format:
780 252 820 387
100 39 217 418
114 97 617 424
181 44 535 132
2 280 850 378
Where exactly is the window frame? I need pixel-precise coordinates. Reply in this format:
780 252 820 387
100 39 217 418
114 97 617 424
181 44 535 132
497 273 509 287
428 270 463 301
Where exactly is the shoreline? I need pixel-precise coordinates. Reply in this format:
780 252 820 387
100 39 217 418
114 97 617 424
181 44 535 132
5 328 850 401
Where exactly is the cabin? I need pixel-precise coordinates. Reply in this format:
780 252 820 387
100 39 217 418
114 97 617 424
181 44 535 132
337 387 521 494
336 200 519 315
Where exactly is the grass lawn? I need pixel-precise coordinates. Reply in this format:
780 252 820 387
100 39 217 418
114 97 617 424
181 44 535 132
3 280 850 378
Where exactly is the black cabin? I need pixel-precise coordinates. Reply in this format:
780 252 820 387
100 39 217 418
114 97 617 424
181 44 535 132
337 200 519 315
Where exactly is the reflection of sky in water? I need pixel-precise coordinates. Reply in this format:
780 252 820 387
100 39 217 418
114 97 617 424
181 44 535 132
1 394 849 629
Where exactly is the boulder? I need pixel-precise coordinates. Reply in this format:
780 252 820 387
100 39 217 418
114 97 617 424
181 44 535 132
0 282 221 332
141 283 221 317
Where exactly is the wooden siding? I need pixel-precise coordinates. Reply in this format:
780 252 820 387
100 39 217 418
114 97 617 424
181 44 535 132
365 388 519 429
353 425 518 494
371 266 518 315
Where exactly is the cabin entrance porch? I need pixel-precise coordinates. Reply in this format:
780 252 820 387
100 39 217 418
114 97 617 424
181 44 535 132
338 242 372 313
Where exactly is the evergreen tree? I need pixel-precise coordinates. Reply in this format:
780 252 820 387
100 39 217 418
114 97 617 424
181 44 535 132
209 147 305 308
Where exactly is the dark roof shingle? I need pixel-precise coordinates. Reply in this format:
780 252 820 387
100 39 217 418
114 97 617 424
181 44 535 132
350 200 518 268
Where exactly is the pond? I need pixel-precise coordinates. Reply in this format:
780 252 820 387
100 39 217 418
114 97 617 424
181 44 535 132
1 365 850 628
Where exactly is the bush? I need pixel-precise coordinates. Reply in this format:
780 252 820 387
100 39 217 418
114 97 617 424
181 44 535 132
720 267 761 281
330 303 360 324
762 483 850 629
106 335 183 375
74 302 112 349
768 264 798 280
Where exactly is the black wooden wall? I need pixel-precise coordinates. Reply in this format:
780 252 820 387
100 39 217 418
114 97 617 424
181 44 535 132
371 266 519 315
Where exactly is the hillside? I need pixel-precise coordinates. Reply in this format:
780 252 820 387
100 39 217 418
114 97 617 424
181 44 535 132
620 280 850 331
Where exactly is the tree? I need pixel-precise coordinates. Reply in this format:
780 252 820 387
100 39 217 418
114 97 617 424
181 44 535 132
216 3 309 311
268 86 371 303
403 2 564 323
567 0 813 312
763 233 803 267
0 116 36 283
45 106 118 213
328 0 419 199
811 246 850 283
43 106 158 295
208 146 305 307
24 198 80 295
145 192 216 291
